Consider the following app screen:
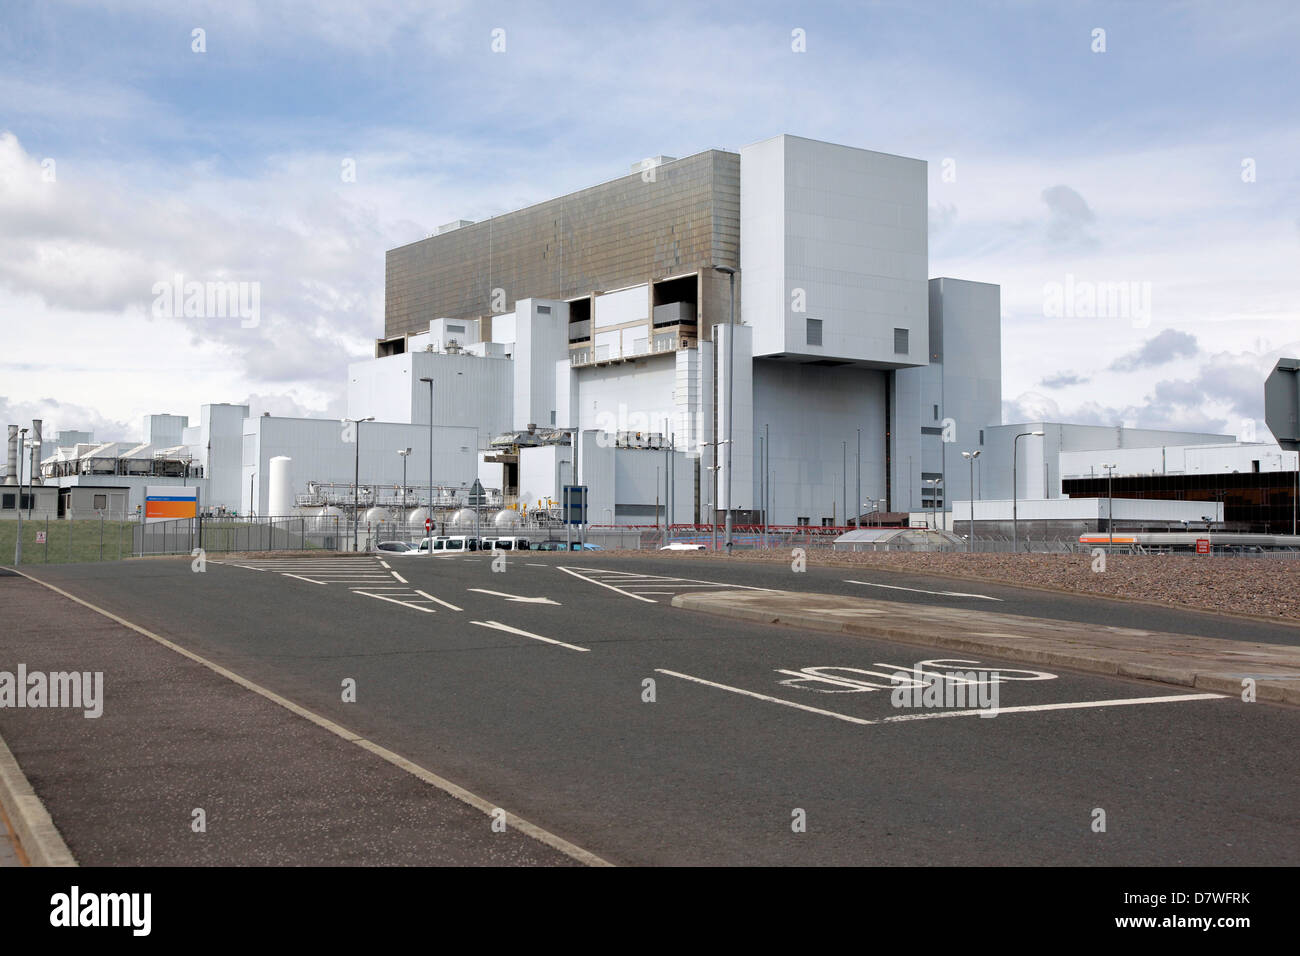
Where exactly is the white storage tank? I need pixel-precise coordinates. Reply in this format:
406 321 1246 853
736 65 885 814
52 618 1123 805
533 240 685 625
407 507 433 530
448 507 477 529
492 509 520 529
268 456 293 517
362 507 391 525
314 505 345 532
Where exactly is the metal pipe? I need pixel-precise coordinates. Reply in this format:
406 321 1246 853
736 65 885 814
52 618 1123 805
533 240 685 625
4 425 16 485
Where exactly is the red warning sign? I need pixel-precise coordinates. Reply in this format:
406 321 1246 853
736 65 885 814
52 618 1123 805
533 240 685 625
1195 538 1210 554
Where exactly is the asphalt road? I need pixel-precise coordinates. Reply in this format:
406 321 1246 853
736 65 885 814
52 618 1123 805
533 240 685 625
16 551 1300 865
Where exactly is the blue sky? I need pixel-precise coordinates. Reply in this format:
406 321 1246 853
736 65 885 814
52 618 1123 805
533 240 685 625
1 0 1297 441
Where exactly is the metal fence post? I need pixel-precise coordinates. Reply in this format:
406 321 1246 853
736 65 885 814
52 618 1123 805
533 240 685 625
99 513 104 561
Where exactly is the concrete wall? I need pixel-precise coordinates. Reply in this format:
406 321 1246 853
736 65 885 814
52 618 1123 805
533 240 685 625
241 416 479 516
1060 441 1298 478
513 298 569 429
200 403 249 513
346 350 512 445
752 359 889 525
574 354 680 437
740 134 928 366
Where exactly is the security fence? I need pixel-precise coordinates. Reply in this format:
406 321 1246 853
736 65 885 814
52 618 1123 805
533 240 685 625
1 515 138 565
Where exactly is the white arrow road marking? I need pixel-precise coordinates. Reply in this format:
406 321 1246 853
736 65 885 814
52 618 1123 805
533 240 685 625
844 580 1003 601
466 588 561 605
471 620 589 652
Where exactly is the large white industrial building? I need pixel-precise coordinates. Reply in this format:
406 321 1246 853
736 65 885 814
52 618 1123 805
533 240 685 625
8 132 1287 536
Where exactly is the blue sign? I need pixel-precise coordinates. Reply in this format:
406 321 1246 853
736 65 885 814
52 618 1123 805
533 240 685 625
563 485 588 525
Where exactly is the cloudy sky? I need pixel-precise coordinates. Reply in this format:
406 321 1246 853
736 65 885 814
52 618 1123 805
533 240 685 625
2 0 1297 443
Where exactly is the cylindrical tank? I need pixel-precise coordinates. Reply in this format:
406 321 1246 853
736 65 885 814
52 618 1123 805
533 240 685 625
492 509 521 529
268 456 293 517
3 425 16 485
407 507 433 530
29 419 42 485
363 506 391 525
448 507 477 529
314 505 345 532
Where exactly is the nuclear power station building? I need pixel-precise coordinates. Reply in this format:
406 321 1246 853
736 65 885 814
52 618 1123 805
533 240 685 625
13 132 1269 535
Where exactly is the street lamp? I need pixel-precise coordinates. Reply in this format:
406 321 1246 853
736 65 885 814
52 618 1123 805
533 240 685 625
961 450 981 552
419 377 434 522
398 447 411 519
713 264 737 555
345 416 375 552
14 427 27 564
1012 430 1045 553
700 438 730 551
1102 463 1118 550
923 478 943 530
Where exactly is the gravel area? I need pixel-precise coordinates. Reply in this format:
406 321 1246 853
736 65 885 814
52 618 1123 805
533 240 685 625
596 548 1300 622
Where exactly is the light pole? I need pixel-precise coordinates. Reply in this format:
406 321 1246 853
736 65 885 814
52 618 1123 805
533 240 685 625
700 438 730 551
248 471 255 518
1103 463 1118 550
1012 430 1045 553
346 416 374 552
25 435 40 518
713 264 737 554
419 376 434 522
398 448 411 523
962 450 980 551
14 427 26 564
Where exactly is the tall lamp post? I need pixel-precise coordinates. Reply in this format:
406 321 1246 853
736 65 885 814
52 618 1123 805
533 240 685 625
1012 430 1045 553
398 448 411 525
14 426 27 564
419 377 434 523
1102 463 1118 551
961 450 980 552
346 416 375 552
700 438 730 551
712 264 737 554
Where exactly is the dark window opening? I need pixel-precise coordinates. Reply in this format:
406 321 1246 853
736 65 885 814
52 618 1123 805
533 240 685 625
806 318 823 347
894 328 909 354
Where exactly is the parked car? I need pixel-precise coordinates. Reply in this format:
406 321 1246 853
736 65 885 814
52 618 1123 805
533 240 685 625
571 542 602 551
376 541 420 554
660 542 706 551
533 541 566 551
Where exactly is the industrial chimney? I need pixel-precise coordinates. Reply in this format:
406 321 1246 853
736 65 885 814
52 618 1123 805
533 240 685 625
3 425 16 485
29 419 42 485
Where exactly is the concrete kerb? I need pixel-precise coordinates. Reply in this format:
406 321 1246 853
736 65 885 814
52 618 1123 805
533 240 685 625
671 591 1300 707
0 731 77 867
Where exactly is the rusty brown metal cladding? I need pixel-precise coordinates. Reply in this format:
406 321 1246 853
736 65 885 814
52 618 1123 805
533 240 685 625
384 150 740 339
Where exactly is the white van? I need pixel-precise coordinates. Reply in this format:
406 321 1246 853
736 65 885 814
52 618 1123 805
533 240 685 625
482 536 530 551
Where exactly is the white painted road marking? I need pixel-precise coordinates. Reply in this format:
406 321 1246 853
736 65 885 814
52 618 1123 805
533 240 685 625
417 590 463 612
558 566 769 603
390 570 409 584
656 669 1225 726
282 573 327 585
466 588 561 605
845 580 1003 601
356 590 436 612
471 620 589 652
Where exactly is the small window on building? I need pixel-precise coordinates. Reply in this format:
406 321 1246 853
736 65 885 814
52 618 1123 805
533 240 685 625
448 324 465 333
979 429 985 445
1252 460 1260 472
933 405 939 421
1 493 13 510
806 318 823 347
537 305 551 314
796 516 810 527
94 494 107 509
550 410 556 425
822 517 835 527
894 328 909 354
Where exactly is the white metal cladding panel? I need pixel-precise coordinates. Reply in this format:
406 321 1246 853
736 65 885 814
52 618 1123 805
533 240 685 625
347 352 416 425
715 323 754 511
783 136 928 365
594 285 648 330
752 359 888 524
575 357 678 436
404 351 513 440
518 443 565 507
674 348 699 452
955 498 1223 522
202 403 250 511
740 135 787 357
579 430 615 522
697 340 714 455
